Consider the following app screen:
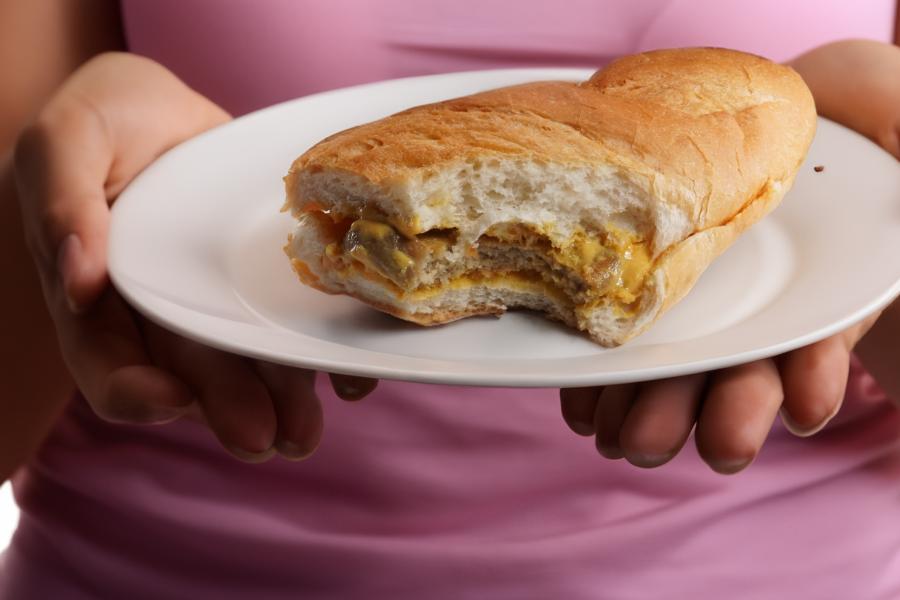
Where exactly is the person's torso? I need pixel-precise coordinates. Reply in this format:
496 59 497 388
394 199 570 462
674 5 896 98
120 0 895 115
4 2 899 598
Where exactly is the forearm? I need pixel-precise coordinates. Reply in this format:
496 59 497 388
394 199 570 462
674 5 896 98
0 155 73 483
0 0 126 482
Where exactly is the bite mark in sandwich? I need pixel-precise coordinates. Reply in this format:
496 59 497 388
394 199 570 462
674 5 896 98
283 48 816 346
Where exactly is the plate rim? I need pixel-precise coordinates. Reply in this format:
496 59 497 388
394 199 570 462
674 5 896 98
108 67 900 387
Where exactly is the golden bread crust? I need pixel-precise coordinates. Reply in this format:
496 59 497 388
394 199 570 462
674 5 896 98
288 48 815 233
284 48 817 345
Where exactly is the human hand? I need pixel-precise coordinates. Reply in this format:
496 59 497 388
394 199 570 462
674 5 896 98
14 52 376 462
560 313 879 474
789 38 900 402
790 39 900 159
560 39 900 474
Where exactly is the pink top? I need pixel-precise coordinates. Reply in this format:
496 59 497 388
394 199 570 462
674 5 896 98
3 2 899 598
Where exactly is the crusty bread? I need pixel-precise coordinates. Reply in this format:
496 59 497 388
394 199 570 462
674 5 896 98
283 48 816 346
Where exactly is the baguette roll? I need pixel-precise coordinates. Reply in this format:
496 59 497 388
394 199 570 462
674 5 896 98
283 48 816 346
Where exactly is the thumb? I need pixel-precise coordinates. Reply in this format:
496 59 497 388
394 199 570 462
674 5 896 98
56 228 108 314
14 102 114 314
15 53 232 315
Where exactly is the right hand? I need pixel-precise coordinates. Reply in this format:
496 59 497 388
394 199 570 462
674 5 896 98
14 52 376 462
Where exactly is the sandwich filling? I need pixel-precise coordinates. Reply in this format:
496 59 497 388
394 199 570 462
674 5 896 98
295 206 654 318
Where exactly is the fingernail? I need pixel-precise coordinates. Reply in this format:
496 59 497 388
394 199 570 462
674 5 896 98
626 451 675 469
141 406 191 425
337 384 361 399
226 445 276 464
596 444 625 460
711 457 753 475
56 234 83 312
780 407 836 438
330 374 378 401
275 438 317 461
336 383 370 401
568 420 595 436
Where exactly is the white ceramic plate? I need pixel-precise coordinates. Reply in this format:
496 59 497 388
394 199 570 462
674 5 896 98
109 68 900 387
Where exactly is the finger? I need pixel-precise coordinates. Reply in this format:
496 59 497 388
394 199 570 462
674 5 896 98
102 365 195 424
560 387 602 436
855 301 900 403
696 360 783 474
14 54 231 314
14 106 113 312
593 384 638 459
328 373 378 401
778 335 851 436
876 124 900 160
56 289 194 424
145 323 277 461
620 374 706 468
256 364 324 460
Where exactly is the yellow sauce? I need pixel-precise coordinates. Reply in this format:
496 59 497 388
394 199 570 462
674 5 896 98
391 249 414 271
597 224 652 305
351 219 395 241
484 221 653 307
327 215 653 315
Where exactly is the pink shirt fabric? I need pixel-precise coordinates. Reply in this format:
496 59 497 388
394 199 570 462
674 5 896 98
3 1 899 598
116 0 894 116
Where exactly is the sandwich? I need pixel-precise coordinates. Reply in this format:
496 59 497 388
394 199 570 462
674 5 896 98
282 48 816 346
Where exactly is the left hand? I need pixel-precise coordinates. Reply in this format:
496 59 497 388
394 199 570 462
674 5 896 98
13 54 378 464
560 39 900 474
